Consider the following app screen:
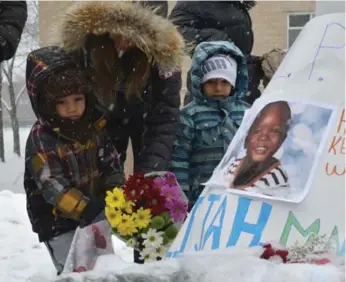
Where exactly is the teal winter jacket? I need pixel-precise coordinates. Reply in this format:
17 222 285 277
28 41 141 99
170 41 249 204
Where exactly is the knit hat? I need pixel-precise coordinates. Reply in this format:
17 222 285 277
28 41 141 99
43 68 92 102
38 67 100 143
201 55 238 86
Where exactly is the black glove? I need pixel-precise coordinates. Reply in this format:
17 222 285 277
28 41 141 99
79 199 105 228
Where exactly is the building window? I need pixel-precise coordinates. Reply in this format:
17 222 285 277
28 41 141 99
287 13 314 48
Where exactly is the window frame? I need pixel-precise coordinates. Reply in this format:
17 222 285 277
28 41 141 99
287 12 315 48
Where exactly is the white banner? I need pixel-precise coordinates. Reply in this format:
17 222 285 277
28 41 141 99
168 13 345 258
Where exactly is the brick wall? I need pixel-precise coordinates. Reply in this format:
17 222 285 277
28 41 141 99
250 1 315 55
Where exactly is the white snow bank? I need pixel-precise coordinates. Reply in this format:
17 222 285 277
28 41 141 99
0 190 56 281
0 190 134 282
52 248 344 282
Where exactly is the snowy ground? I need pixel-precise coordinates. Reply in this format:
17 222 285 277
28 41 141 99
0 127 31 193
0 127 134 281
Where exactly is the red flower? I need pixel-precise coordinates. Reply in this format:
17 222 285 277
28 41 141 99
123 173 148 202
141 177 155 195
144 193 167 215
123 173 173 214
124 185 144 202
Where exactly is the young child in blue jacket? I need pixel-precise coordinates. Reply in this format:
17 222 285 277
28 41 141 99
170 41 249 207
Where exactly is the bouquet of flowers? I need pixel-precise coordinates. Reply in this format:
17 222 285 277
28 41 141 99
104 171 188 262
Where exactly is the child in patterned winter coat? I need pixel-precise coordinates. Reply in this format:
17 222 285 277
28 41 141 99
170 41 249 207
226 101 291 197
24 46 124 274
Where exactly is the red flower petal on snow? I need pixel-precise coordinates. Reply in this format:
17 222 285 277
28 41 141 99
275 250 289 263
260 247 276 260
313 258 330 265
73 266 87 273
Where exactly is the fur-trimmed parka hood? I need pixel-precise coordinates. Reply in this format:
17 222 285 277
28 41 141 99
56 1 185 70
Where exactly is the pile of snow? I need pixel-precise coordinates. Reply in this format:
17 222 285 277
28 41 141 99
0 188 134 282
53 249 343 282
0 190 56 281
0 127 30 194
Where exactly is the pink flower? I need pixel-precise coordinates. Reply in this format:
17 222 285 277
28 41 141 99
161 185 181 204
166 172 178 186
166 198 188 223
153 177 169 192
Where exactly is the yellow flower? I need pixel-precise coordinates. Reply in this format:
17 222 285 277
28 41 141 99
118 223 137 236
105 206 122 228
117 214 138 236
133 207 151 229
105 188 125 209
123 200 135 214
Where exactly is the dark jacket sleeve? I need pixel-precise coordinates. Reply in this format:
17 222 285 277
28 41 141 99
99 131 125 191
244 55 264 105
0 1 28 62
169 2 228 56
135 66 182 173
170 1 254 57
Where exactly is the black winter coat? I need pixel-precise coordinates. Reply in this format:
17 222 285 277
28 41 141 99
169 1 254 56
106 66 182 173
0 1 27 62
170 1 263 105
56 2 184 174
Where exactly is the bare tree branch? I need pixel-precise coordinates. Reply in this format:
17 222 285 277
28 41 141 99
8 57 15 82
2 64 10 82
1 98 11 113
15 85 27 106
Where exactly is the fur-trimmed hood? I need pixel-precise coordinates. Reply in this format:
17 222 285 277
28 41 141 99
56 1 185 70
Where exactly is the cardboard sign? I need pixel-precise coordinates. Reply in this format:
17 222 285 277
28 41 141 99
167 13 345 258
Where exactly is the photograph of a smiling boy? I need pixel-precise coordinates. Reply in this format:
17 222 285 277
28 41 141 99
226 101 291 193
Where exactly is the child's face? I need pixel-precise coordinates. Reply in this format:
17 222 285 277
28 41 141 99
246 105 289 163
202 78 232 98
55 94 86 120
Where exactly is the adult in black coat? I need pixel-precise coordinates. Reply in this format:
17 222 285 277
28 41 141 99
169 1 264 105
0 1 28 62
56 1 184 176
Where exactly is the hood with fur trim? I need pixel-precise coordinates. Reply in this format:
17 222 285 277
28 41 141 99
55 1 185 71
